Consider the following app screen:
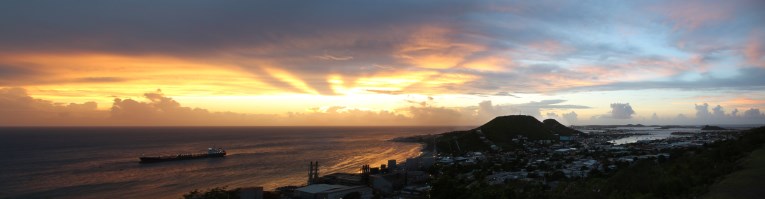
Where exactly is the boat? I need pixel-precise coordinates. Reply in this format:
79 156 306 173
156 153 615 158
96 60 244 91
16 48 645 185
139 147 226 163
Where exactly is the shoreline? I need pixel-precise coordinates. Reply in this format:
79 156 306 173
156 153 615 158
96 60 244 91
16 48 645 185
389 133 449 170
264 135 438 192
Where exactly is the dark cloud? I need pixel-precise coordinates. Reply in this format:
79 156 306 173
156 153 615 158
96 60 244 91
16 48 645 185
609 103 635 119
0 63 128 86
0 1 472 54
0 65 36 78
0 64 46 86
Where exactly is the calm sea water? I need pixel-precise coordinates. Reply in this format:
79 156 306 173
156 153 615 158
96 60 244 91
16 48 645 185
0 126 465 199
604 125 759 145
606 127 699 145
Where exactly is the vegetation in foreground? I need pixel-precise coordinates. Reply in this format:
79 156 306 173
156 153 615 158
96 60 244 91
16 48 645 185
703 145 765 199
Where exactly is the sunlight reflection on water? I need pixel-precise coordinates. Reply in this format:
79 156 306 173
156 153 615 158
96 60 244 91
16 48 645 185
0 126 465 199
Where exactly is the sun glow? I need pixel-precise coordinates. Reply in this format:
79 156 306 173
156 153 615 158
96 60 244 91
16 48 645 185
2 53 278 107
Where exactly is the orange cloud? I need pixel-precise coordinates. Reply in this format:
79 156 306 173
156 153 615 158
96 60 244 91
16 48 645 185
461 56 513 72
744 30 765 67
354 70 438 92
262 67 320 95
396 26 485 69
326 74 349 94
531 73 605 92
650 1 734 30
403 72 480 93
725 97 765 106
0 53 279 106
566 55 706 87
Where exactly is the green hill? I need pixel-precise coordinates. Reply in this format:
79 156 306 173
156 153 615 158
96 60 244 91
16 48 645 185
477 115 558 142
434 131 489 154
543 119 583 136
432 115 583 155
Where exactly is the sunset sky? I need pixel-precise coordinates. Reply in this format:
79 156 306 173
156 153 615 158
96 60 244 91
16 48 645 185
1 0 764 126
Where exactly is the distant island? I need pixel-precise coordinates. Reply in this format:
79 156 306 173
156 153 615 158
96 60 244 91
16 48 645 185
702 125 728 130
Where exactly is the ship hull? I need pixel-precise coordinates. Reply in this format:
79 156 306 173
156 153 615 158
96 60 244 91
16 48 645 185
139 152 226 163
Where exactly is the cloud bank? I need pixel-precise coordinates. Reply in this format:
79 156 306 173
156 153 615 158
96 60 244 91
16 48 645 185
5 88 761 126
1 88 597 126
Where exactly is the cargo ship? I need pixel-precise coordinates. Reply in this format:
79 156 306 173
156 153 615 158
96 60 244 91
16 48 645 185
139 147 226 163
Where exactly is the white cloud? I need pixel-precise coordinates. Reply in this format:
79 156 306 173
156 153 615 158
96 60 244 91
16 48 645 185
610 103 636 119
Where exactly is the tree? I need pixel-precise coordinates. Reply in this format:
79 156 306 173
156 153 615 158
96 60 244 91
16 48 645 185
548 170 567 181
342 192 361 199
657 154 667 163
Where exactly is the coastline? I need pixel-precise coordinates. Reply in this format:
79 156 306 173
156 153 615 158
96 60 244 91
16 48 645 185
389 133 442 164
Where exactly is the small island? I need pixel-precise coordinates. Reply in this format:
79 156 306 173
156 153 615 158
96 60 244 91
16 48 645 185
702 125 728 131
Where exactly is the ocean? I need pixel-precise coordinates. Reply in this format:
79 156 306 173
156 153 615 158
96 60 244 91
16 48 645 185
605 126 700 145
0 126 465 198
583 125 761 145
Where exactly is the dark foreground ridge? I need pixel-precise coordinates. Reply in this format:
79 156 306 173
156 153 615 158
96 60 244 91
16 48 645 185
704 143 765 198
